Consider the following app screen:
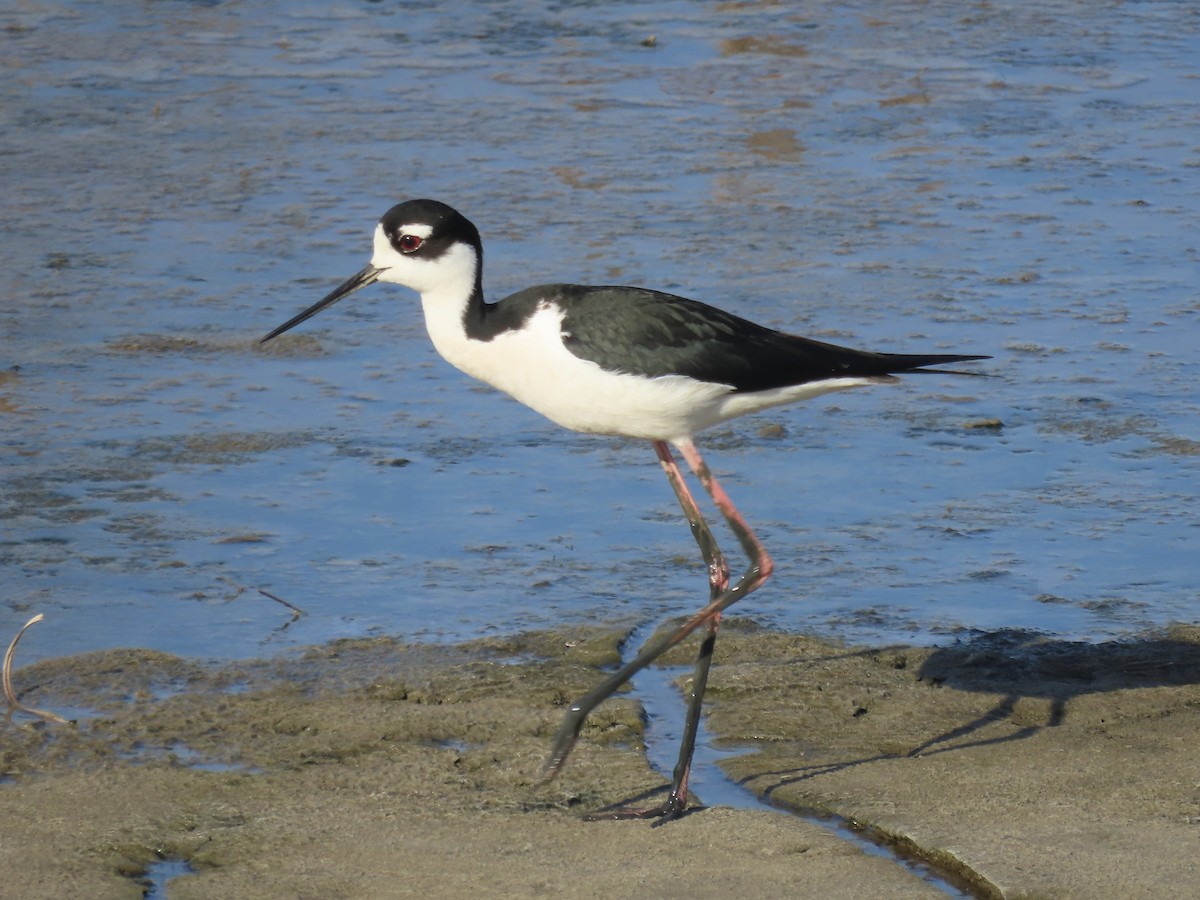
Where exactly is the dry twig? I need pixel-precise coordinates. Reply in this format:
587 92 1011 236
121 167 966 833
257 588 305 621
3 614 70 724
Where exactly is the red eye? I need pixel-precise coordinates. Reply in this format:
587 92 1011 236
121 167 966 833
398 234 423 253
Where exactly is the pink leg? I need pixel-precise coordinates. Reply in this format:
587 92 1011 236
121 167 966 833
677 439 774 588
545 439 773 821
656 442 732 598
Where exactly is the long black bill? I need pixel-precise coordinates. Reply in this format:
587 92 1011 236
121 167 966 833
259 264 383 344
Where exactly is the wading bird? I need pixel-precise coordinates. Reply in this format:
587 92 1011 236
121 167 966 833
261 199 987 820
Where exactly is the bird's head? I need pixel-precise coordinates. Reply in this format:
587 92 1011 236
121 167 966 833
260 199 482 344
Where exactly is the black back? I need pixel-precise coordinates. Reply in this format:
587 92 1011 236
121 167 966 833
484 284 985 392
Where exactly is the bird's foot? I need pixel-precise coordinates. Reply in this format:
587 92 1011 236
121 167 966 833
581 790 695 824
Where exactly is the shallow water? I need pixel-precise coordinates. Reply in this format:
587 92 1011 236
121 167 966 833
3 0 1198 664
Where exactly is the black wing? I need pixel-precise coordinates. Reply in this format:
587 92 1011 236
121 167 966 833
521 284 986 392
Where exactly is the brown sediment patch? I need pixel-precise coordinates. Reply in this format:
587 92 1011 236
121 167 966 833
703 621 1200 898
1 625 945 898
8 621 1195 896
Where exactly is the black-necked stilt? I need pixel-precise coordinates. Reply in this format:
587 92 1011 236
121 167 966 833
261 198 988 821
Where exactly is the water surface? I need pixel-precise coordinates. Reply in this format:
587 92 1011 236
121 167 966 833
3 0 1197 664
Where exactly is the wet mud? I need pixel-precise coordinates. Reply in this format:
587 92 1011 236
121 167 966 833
4 620 1197 898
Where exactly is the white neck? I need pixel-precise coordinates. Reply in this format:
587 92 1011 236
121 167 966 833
401 241 483 375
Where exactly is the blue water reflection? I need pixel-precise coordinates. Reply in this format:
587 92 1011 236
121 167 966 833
3 0 1196 663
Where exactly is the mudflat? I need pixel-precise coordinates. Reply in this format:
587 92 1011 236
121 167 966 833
3 621 1196 898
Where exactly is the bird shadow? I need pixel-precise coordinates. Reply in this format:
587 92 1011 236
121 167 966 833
908 626 1200 753
740 625 1200 800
